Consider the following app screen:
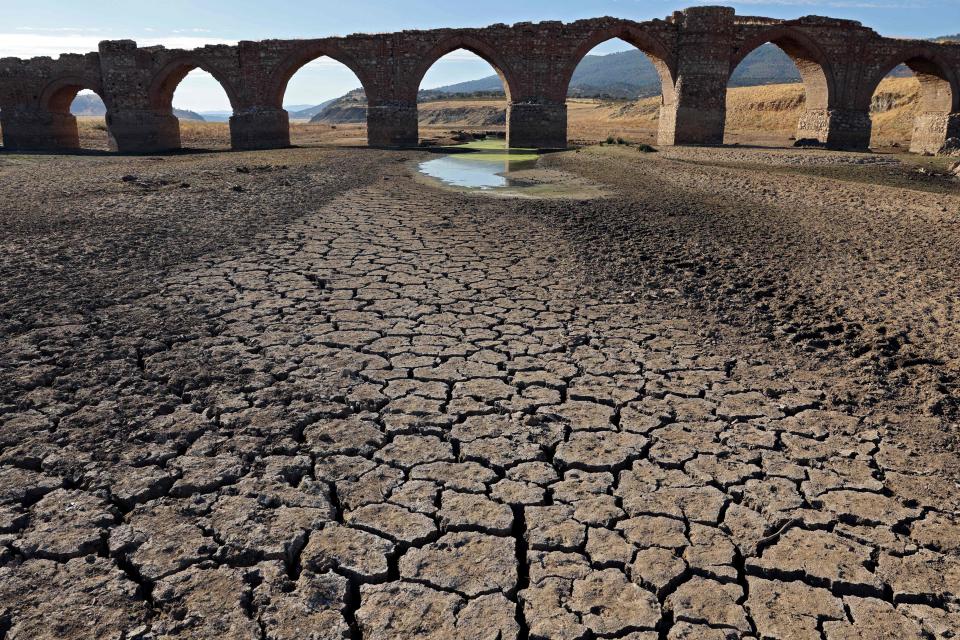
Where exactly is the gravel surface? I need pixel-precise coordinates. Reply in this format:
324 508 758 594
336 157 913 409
0 146 958 639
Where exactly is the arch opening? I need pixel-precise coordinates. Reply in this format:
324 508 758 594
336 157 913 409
151 63 236 150
724 35 831 147
34 80 112 151
280 55 369 147
65 89 111 151
415 46 512 145
867 55 956 153
562 36 673 146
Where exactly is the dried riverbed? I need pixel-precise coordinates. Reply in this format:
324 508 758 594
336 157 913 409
0 145 958 638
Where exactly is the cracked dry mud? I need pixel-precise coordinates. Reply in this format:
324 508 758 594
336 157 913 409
0 146 959 640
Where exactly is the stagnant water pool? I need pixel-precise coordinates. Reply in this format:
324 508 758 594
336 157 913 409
417 139 539 190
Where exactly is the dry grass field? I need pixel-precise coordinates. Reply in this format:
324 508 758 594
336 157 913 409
567 76 920 148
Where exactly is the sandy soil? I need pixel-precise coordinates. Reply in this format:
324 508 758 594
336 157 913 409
0 144 958 638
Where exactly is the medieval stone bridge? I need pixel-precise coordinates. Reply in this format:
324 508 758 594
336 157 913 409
1 6 958 154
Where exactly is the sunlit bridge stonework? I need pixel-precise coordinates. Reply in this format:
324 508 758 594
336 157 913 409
1 4 960 640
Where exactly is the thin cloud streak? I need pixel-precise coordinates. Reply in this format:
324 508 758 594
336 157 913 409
0 33 235 60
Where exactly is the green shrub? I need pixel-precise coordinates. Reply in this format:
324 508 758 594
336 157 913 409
637 143 658 153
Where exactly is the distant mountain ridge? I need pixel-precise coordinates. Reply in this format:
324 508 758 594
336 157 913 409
71 94 204 121
431 44 805 99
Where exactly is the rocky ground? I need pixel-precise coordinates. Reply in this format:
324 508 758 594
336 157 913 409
0 145 958 639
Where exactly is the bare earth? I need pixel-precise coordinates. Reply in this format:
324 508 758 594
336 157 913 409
1 144 959 639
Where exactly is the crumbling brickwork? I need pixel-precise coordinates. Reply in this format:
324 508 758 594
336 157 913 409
1 6 958 152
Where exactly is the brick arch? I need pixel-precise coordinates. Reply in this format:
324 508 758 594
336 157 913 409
38 75 105 113
732 26 834 112
409 34 518 102
861 46 958 113
560 24 676 104
264 42 374 108
147 57 241 113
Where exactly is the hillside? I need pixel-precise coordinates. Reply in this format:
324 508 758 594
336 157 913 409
288 100 338 120
71 93 204 121
433 43 803 99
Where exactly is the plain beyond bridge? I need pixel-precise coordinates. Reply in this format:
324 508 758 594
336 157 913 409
0 6 958 154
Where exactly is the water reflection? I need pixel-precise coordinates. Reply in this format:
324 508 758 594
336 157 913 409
417 141 539 190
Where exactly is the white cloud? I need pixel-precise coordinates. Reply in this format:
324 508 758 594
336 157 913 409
0 32 235 60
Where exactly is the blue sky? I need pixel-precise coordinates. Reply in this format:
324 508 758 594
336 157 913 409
4 1 958 111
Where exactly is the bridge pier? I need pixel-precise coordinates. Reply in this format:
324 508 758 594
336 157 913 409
367 104 418 147
797 108 872 150
230 108 290 150
0 109 81 151
658 6 735 146
507 102 567 149
106 111 181 153
911 112 960 155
